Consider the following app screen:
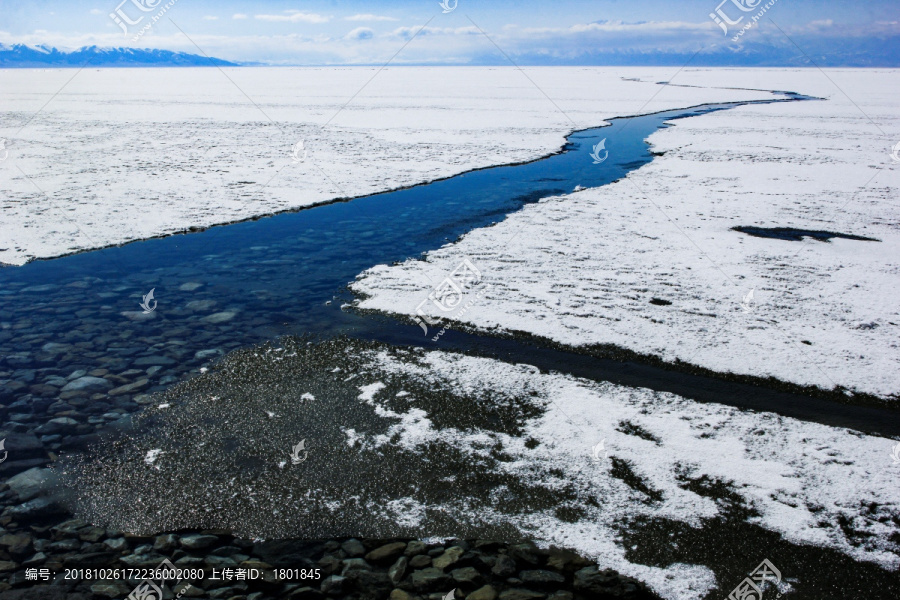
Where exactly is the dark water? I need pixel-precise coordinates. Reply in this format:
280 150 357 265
0 96 809 420
732 226 880 242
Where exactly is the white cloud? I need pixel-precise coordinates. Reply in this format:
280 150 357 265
232 14 248 20
90 9 103 16
346 27 375 41
390 25 480 39
345 14 398 22
255 11 331 24
203 16 219 21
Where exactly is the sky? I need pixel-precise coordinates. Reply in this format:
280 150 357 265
0 0 898 65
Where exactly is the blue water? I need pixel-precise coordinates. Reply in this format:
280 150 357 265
0 97 805 406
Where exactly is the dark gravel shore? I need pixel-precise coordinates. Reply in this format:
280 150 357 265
0 506 658 600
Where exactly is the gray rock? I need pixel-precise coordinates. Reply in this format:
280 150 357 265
34 417 78 435
104 538 129 552
134 356 177 366
120 311 157 321
519 570 565 586
202 311 238 324
573 566 646 597
408 567 450 592
366 541 407 564
205 555 238 568
79 526 106 542
404 540 427 557
41 343 71 355
409 555 431 569
388 556 408 586
180 533 219 550
545 548 592 573
0 586 90 600
5 467 53 501
508 544 542 566
468 586 499 600
432 546 464 570
108 379 150 396
320 575 346 596
341 538 366 557
67 369 88 380
499 590 545 600
2 497 65 519
195 348 225 360
119 552 168 567
22 552 47 567
492 554 517 578
186 300 217 311
283 586 325 600
451 566 485 588
61 376 112 392
342 570 391 593
154 533 179 551
341 558 372 575
0 533 33 559
63 551 118 568
90 582 131 598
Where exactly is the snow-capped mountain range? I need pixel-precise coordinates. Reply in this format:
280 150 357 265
0 44 236 67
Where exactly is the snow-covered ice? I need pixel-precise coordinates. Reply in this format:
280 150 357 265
349 347 900 598
70 338 900 600
0 67 773 265
352 69 900 400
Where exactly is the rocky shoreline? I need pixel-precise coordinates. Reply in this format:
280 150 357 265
0 486 659 600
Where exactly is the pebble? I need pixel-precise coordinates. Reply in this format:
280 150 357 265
202 311 238 324
180 533 220 550
366 541 407 564
60 376 112 393
120 311 157 321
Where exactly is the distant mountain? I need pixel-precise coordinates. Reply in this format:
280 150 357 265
0 44 236 67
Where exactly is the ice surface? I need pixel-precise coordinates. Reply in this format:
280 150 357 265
367 348 900 597
0 67 772 265
352 69 900 399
